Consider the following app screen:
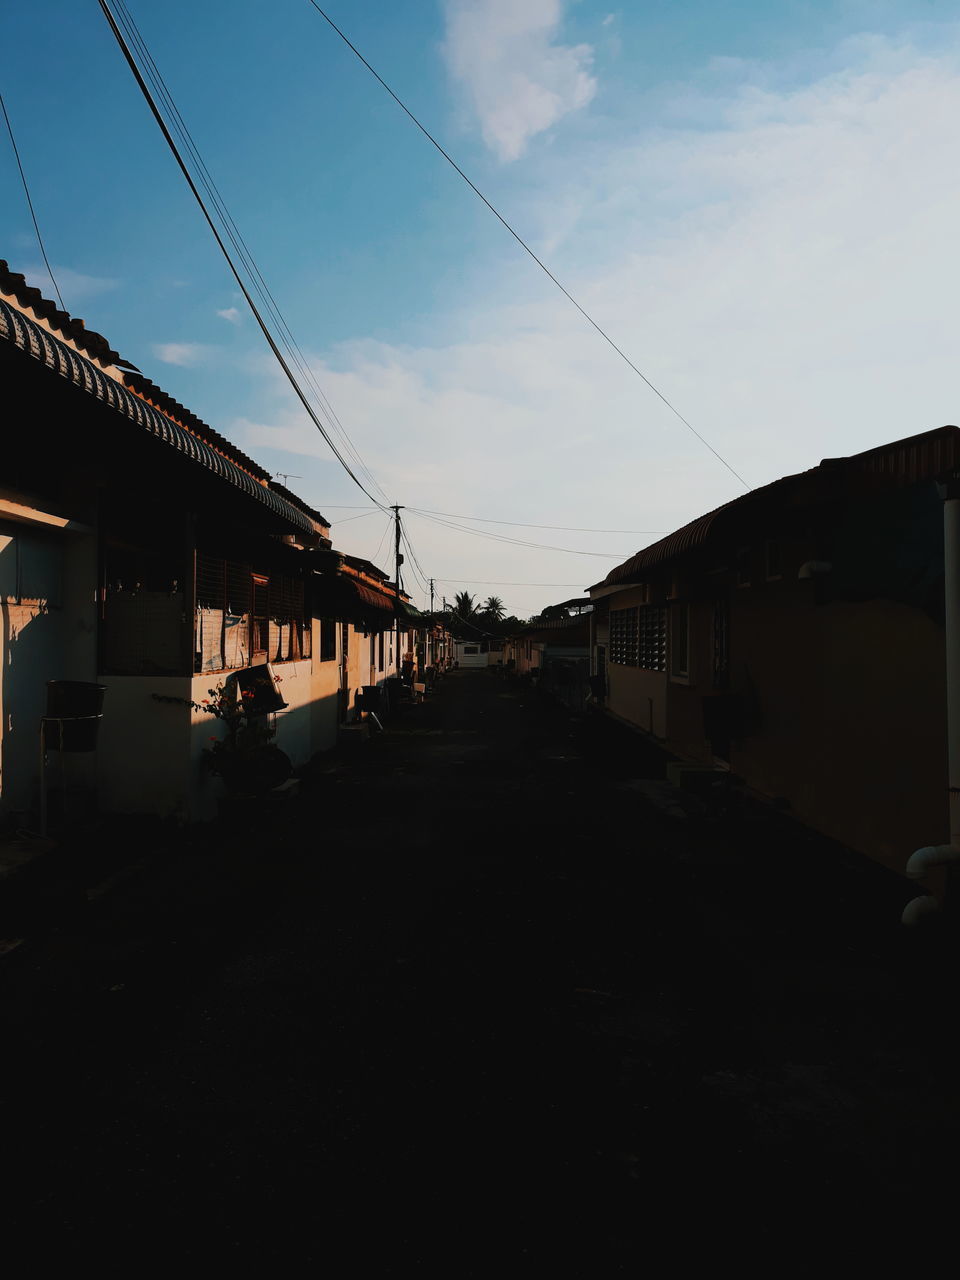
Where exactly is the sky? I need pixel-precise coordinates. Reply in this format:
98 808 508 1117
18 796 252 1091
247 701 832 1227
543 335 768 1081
3 0 960 616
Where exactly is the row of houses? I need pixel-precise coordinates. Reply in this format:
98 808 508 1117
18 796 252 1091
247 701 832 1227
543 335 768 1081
580 428 960 885
464 433 959 892
0 262 452 824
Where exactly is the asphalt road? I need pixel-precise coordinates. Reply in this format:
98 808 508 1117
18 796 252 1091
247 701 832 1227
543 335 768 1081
2 670 957 1268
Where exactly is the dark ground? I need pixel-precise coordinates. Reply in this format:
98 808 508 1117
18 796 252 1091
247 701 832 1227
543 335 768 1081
2 669 958 1268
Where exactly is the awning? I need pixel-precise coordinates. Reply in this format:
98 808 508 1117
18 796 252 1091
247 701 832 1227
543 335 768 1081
0 297 316 537
313 572 398 630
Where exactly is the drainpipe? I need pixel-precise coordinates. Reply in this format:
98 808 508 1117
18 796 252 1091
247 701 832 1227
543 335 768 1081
902 486 960 924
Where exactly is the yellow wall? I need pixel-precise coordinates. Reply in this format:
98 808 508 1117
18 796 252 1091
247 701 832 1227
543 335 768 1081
724 585 947 871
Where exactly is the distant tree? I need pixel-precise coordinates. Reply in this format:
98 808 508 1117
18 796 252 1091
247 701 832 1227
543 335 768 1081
453 591 476 618
481 596 506 621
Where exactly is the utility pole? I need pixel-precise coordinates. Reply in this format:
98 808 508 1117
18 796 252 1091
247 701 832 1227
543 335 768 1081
393 505 404 679
428 577 435 672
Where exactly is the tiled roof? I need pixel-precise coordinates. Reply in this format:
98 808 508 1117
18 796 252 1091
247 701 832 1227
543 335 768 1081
0 259 122 367
1 262 329 532
0 294 317 537
123 370 273 482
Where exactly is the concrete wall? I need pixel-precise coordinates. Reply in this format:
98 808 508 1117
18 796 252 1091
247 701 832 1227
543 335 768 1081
455 642 488 668
600 587 669 739
721 585 947 872
98 674 197 819
0 525 98 816
310 616 340 753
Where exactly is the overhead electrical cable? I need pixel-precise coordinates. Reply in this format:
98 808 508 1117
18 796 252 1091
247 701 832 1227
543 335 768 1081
305 2 749 491
1 90 65 310
398 516 430 587
407 506 665 536
110 0 390 506
328 508 381 525
432 579 587 587
99 0 389 509
369 512 394 568
407 508 632 558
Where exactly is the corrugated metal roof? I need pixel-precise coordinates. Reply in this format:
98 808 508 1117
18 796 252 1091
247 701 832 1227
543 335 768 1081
593 426 960 591
0 296 316 537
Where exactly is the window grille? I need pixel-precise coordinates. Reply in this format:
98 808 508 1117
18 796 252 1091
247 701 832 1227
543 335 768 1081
609 607 639 665
638 606 667 671
194 555 309 672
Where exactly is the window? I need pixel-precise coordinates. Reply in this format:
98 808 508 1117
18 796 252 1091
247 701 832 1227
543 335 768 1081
102 537 186 676
670 604 690 679
736 547 752 587
252 574 270 663
610 607 639 665
319 618 337 661
378 632 385 672
638 606 667 671
194 555 310 673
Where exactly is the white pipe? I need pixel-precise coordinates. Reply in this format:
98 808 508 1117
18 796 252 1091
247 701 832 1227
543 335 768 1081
905 843 960 879
901 894 941 926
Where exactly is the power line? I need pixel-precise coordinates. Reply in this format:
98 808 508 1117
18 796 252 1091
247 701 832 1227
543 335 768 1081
0 91 65 310
99 0 390 510
407 506 666 535
329 508 382 524
111 0 390 508
318 501 667 535
431 579 587 587
369 513 394 568
408 509 632 558
398 516 430 585
305 2 749 491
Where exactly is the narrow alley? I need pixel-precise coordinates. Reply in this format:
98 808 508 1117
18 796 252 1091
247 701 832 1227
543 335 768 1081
2 669 956 1266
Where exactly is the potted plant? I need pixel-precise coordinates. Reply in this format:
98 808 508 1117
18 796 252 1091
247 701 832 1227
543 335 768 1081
197 675 293 795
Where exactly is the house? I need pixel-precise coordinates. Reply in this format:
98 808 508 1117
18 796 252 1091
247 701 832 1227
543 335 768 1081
588 428 960 876
0 261 408 822
504 600 591 705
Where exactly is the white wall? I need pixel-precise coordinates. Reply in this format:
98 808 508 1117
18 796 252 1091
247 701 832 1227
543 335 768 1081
0 526 98 816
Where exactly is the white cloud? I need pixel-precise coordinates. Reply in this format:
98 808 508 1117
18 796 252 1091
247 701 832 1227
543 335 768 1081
442 0 597 161
216 307 242 325
232 30 960 616
19 263 119 303
152 342 210 367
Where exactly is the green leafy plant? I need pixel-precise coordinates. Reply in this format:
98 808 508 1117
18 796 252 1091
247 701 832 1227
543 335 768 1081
196 678 278 775
152 671 286 780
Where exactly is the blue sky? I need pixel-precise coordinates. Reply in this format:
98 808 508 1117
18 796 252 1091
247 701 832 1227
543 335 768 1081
4 1 960 614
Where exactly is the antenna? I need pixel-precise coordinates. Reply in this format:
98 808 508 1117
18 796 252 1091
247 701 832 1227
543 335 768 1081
274 472 303 486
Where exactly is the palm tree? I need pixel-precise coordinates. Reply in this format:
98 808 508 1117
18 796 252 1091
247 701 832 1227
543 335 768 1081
453 590 476 618
481 596 506 621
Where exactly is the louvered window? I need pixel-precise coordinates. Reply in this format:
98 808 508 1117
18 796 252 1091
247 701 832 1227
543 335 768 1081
639 606 667 671
610 607 639 665
194 555 309 672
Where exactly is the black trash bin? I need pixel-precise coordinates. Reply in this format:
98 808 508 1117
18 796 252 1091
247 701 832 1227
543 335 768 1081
44 681 107 751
